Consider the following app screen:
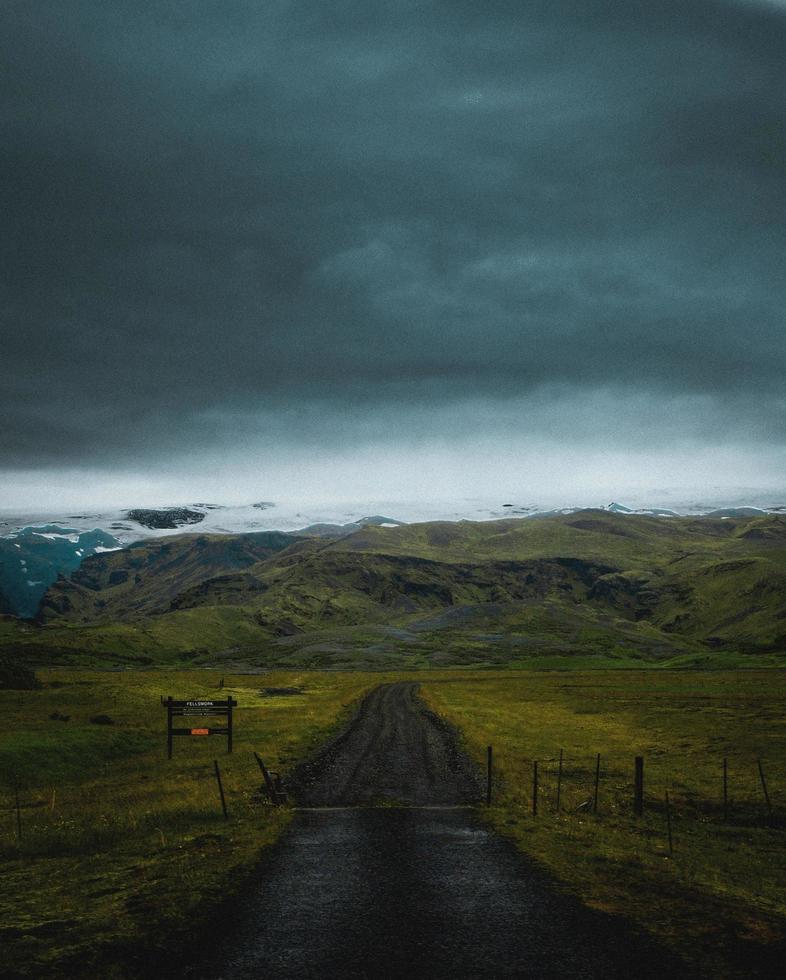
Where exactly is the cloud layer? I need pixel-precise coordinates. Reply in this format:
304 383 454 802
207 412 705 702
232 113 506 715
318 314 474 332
1 1 785 503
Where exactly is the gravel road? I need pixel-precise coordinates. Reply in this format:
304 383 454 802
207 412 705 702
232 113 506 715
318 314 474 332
178 682 686 979
287 681 483 806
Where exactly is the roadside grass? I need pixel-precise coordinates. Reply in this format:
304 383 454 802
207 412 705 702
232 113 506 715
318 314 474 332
3 667 785 979
0 669 377 979
421 670 786 979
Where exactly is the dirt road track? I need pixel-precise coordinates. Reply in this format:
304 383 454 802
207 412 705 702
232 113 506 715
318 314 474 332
287 681 483 806
177 682 687 979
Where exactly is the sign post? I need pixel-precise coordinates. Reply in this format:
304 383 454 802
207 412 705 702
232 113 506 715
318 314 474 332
163 697 237 758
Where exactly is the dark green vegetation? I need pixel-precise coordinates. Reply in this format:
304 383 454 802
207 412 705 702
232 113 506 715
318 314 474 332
38 531 293 621
1 670 783 979
422 671 786 978
0 657 40 690
0 669 376 979
1 511 785 668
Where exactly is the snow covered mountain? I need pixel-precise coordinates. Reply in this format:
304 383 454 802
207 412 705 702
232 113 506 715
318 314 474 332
1 493 783 547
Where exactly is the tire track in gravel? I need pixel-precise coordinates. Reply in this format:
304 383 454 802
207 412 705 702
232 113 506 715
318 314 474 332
176 682 689 980
286 681 484 807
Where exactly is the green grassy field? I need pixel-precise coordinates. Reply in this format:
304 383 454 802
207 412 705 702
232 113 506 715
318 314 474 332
2 667 784 978
421 670 786 979
0 669 376 979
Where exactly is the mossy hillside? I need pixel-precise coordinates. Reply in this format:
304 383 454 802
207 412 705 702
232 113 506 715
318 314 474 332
0 656 41 690
329 510 786 563
0 597 707 670
421 670 786 979
37 532 293 622
3 512 786 667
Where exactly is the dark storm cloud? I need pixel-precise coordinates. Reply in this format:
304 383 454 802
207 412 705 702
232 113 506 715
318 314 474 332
2 0 785 467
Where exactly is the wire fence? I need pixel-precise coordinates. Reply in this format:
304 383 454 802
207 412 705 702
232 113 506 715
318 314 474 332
3 747 784 856
0 750 284 855
492 748 786 833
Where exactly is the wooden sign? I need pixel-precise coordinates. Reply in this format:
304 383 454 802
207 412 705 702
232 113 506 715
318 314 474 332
163 696 236 758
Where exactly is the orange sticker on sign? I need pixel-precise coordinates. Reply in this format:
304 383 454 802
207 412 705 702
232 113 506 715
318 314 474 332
191 728 209 736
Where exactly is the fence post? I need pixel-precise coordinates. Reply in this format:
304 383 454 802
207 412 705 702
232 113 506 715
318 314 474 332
556 748 563 812
14 787 22 841
532 760 538 817
593 753 601 813
166 696 173 760
254 751 280 804
214 759 229 819
634 756 644 817
665 790 673 855
757 759 772 821
486 746 493 806
723 757 728 822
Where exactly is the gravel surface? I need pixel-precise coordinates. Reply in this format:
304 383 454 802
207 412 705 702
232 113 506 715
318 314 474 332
183 809 684 979
177 682 687 979
287 681 484 806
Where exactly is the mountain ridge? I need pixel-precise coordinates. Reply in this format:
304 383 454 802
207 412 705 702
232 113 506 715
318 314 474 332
1 510 784 669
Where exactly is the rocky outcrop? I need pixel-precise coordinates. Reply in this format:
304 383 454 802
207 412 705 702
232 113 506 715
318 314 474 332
126 508 206 529
588 572 661 619
170 573 268 610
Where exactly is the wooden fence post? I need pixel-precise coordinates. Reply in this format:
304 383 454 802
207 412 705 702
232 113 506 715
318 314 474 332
757 759 772 821
532 760 538 817
593 753 601 813
634 756 644 817
166 696 173 760
254 751 277 804
486 746 493 806
14 787 22 841
214 760 229 819
556 748 563 812
665 790 673 855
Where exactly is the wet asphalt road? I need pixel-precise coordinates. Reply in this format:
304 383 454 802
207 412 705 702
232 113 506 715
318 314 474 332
181 683 686 979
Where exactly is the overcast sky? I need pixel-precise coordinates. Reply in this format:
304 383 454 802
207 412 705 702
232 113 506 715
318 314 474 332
2 1 785 509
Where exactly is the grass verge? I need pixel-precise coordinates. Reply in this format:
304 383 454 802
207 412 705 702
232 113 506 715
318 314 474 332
421 669 786 979
0 669 377 979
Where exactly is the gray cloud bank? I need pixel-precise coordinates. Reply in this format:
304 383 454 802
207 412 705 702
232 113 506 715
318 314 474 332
1 1 785 501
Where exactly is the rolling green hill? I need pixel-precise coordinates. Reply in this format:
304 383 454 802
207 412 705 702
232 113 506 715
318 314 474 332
1 511 785 668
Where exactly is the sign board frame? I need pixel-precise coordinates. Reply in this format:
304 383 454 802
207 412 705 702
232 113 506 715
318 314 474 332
163 697 237 758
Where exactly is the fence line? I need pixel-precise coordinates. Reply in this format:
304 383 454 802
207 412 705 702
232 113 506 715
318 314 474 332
1 749 783 852
515 749 782 831
0 751 285 854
